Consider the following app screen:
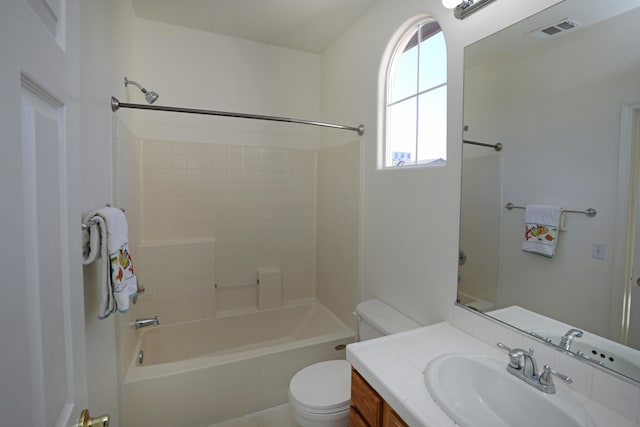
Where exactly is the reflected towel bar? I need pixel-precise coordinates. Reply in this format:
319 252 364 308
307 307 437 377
111 97 365 136
463 139 503 151
505 203 597 218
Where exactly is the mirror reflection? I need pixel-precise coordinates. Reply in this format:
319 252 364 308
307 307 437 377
459 0 640 382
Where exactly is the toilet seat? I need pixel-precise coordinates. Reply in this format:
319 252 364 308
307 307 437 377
289 360 351 414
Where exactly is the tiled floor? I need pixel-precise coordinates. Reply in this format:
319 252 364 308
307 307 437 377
208 404 298 427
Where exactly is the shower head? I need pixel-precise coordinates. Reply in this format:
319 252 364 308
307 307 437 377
124 77 159 104
145 91 159 104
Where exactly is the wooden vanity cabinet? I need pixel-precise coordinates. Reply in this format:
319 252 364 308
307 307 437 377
350 368 408 427
381 402 407 427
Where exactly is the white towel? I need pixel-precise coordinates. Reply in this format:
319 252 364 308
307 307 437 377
82 207 138 318
521 204 562 258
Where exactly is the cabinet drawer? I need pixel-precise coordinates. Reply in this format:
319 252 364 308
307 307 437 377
351 369 382 426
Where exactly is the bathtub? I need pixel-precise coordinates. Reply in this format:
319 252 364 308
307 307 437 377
122 300 355 427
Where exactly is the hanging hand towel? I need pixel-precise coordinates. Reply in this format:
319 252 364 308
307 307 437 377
522 204 562 258
82 207 138 318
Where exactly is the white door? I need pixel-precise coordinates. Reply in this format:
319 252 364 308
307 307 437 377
0 1 94 426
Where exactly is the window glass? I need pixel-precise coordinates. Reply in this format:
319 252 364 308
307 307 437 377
384 20 447 169
390 44 418 104
419 32 447 92
418 86 447 164
388 99 417 166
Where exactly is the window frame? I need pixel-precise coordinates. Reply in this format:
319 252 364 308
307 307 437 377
382 17 447 170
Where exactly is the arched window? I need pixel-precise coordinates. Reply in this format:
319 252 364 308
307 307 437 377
384 19 447 168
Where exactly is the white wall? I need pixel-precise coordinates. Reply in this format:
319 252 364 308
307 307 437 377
463 8 640 338
317 141 361 329
321 0 562 326
131 18 323 149
79 1 137 425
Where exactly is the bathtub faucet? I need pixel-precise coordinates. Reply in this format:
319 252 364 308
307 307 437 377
134 316 159 329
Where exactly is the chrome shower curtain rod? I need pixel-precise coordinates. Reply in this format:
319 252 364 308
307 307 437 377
463 139 503 151
110 97 365 136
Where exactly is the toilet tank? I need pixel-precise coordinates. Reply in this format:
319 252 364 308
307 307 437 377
355 299 420 341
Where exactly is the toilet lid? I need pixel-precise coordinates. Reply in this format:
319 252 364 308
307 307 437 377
289 360 351 413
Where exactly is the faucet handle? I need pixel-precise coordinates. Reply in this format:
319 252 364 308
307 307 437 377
496 342 512 352
497 343 520 369
498 342 534 355
540 365 572 387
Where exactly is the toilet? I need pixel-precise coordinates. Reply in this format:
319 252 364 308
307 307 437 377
288 299 420 427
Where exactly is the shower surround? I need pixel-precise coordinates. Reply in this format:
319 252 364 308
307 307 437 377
114 133 360 333
137 138 317 320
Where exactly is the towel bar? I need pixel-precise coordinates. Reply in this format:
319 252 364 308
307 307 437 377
81 205 126 229
505 203 597 217
132 283 145 305
463 139 503 151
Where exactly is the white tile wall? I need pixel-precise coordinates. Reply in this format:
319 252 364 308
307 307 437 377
136 239 215 324
138 139 317 317
116 136 361 326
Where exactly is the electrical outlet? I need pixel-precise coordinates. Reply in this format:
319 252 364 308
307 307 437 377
592 242 605 260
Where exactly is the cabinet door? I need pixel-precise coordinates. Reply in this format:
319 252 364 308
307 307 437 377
351 369 382 425
350 407 370 427
382 402 408 427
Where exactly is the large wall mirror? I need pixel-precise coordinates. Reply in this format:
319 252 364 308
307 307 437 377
458 0 640 382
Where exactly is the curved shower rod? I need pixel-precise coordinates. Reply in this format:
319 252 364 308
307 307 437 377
110 97 365 136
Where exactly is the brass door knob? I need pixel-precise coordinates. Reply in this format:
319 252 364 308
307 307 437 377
79 409 110 427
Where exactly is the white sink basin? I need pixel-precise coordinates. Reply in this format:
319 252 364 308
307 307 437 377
424 354 596 427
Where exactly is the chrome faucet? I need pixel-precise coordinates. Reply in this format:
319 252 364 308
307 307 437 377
559 328 583 350
497 342 572 394
134 316 159 329
507 347 538 378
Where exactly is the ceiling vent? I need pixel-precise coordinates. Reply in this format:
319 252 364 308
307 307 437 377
525 18 581 41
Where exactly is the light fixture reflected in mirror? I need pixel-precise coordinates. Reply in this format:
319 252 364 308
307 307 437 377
442 0 498 19
442 0 460 9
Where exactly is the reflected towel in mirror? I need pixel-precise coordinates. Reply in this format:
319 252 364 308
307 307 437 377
522 205 562 258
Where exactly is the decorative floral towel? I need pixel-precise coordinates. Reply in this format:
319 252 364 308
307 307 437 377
522 205 562 258
109 241 137 314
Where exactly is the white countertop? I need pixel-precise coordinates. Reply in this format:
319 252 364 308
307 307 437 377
346 322 640 427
